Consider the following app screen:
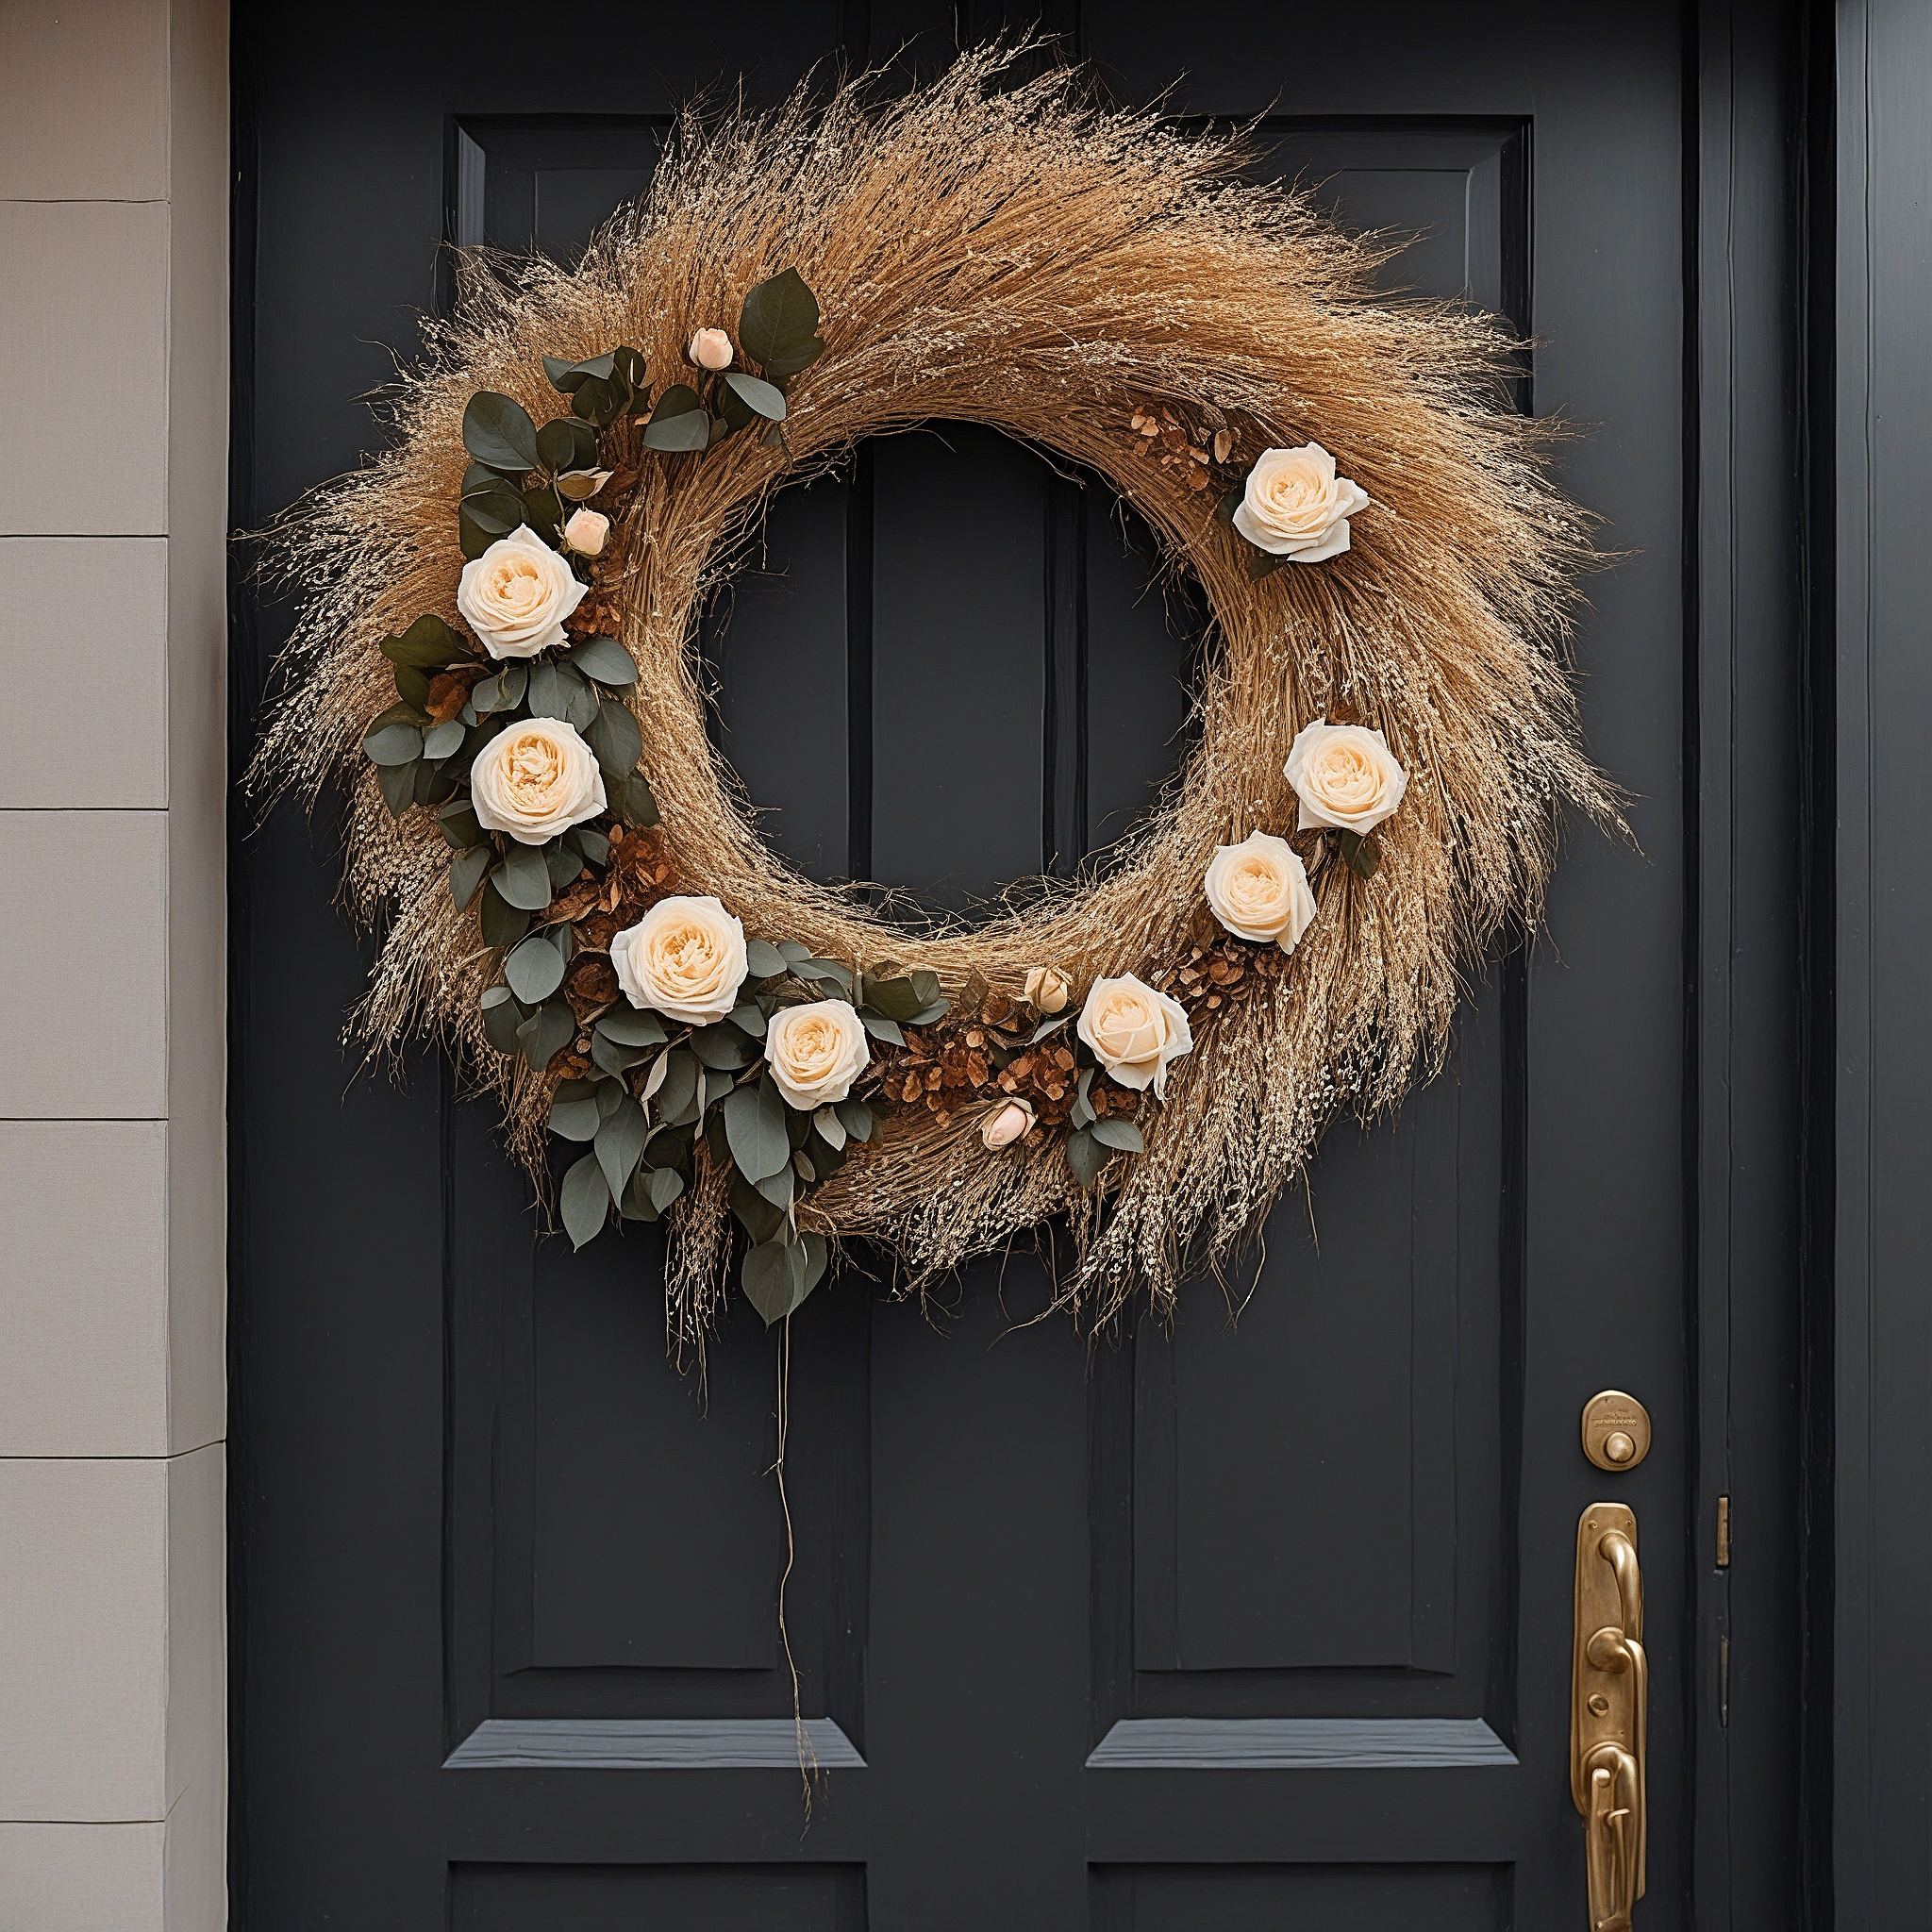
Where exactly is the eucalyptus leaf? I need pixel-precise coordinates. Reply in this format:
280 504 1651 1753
458 507 495 560
813 1107 846 1150
584 699 643 777
642 396 711 452
791 957 854 997
742 1236 807 1324
644 1166 685 1212
641 1052 673 1104
521 483 566 543
472 662 528 714
725 1001 767 1039
755 1165 795 1210
480 984 525 1054
1090 1116 1146 1153
462 391 540 473
544 840 584 891
461 482 525 536
536 414 599 475
569 636 638 686
362 721 424 766
691 1023 756 1071
376 759 418 817
722 370 787 420
504 929 567 1005
778 940 813 965
618 1167 662 1222
834 1097 875 1142
439 800 483 849
589 1029 641 1079
422 719 465 760
596 1008 667 1048
575 826 610 867
548 1086 603 1141
611 772 660 828
494 840 555 911
729 1174 786 1245
799 1231 828 1298
1066 1124 1108 1189
723 1078 791 1183
391 664 432 715
1336 827 1381 879
516 998 576 1074
594 1095 649 1200
380 613 465 669
860 974 924 1023
743 937 789 980
655 1048 701 1125
858 1010 905 1045
477 880 531 949
558 1152 610 1250
738 268 821 371
526 658 591 724
448 845 492 911
570 374 621 427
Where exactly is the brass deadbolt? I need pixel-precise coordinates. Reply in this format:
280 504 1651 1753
1581 1391 1652 1473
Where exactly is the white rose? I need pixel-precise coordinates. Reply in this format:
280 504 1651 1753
689 327 734 372
1024 966 1071 1014
1204 829 1317 951
980 1098 1035 1150
562 508 608 558
455 525 589 659
765 999 871 1110
1233 442 1370 562
1076 973 1193 1098
610 895 749 1025
1283 718 1408 834
469 717 606 846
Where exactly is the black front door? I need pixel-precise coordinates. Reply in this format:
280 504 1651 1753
231 5 1805 1926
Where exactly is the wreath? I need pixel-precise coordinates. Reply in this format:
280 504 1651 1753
256 48 1614 1337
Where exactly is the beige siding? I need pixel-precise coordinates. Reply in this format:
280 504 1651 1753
0 3 228 1926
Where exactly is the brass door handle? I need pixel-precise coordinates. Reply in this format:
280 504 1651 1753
1572 1505 1646 1931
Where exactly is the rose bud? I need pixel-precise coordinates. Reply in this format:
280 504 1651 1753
562 508 609 558
980 1098 1036 1150
1024 966 1071 1014
689 327 734 372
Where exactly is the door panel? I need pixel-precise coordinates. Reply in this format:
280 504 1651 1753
233 4 1799 1926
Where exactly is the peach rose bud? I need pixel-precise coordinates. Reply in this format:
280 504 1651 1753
562 508 609 558
689 327 734 372
1024 966 1071 1014
980 1099 1035 1150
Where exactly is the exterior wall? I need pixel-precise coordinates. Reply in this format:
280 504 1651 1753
0 3 228 1927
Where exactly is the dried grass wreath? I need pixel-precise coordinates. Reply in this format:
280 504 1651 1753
254 45 1617 1341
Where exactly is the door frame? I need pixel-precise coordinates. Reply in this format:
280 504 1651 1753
220 4 1928 1924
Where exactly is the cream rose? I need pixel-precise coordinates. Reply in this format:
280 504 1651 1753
1283 718 1408 833
1077 973 1193 1097
1024 966 1071 1014
1232 442 1370 562
610 896 748 1025
468 717 606 845
562 508 608 558
980 1098 1035 1150
689 326 734 371
765 999 871 1110
1204 829 1317 950
455 524 589 659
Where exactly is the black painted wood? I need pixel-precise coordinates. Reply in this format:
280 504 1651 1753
229 5 1811 1926
1828 3 1932 1925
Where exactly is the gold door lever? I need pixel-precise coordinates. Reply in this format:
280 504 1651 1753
1572 1504 1646 1931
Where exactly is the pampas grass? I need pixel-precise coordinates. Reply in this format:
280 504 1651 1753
253 44 1614 1331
